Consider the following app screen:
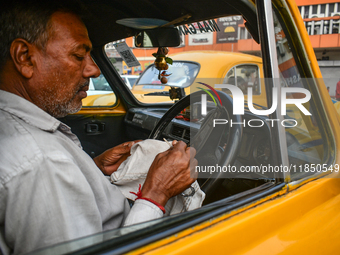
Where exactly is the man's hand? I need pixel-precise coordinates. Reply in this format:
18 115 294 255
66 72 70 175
94 140 142 175
141 141 198 207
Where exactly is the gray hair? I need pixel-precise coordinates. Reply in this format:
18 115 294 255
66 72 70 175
0 0 82 69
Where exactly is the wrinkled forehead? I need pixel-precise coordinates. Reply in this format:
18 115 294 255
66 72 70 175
48 11 92 50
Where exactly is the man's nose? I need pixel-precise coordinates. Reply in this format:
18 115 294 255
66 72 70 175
84 56 101 78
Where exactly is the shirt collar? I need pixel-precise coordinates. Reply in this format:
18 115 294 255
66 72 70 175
0 90 61 132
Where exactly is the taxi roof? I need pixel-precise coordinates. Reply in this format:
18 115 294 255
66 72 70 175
170 51 262 78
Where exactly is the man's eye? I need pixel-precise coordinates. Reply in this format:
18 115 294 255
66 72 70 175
74 55 85 61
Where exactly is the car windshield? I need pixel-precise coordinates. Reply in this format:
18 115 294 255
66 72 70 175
103 16 264 105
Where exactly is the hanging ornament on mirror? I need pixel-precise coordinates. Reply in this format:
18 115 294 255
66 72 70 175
153 47 173 84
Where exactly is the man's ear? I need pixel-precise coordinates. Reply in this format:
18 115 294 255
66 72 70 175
10 39 36 79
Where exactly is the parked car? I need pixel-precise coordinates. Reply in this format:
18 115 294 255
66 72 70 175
121 74 139 89
85 75 138 106
22 0 340 254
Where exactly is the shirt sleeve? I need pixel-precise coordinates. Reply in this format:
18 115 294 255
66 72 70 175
123 199 164 226
2 149 162 254
4 156 104 255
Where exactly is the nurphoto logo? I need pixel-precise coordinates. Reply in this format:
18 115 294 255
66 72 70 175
197 82 311 128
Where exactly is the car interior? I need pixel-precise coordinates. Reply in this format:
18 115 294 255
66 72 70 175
59 0 267 203
42 0 335 253
59 0 333 207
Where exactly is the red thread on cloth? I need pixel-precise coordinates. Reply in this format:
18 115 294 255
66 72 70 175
130 184 143 199
138 197 166 214
130 184 166 214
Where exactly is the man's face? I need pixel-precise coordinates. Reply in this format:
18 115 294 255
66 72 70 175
29 12 100 118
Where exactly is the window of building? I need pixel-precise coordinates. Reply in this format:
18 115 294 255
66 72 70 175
312 5 318 15
321 4 326 15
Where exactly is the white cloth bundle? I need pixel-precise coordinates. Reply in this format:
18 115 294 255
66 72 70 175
111 139 205 215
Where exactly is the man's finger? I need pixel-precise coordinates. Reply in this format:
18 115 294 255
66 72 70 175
172 140 187 150
186 146 196 160
121 140 138 147
112 141 137 154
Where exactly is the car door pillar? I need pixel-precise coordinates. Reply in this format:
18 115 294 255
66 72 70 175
256 0 290 182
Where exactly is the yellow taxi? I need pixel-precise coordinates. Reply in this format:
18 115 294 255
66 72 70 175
26 0 340 254
131 51 267 106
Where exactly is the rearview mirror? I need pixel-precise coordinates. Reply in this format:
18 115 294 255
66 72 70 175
135 27 181 48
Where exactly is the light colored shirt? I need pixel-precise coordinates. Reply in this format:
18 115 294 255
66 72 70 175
0 90 163 255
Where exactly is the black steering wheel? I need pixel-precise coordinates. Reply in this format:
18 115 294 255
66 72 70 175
149 90 243 197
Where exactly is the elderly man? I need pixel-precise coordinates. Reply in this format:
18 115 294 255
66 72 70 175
0 1 197 254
